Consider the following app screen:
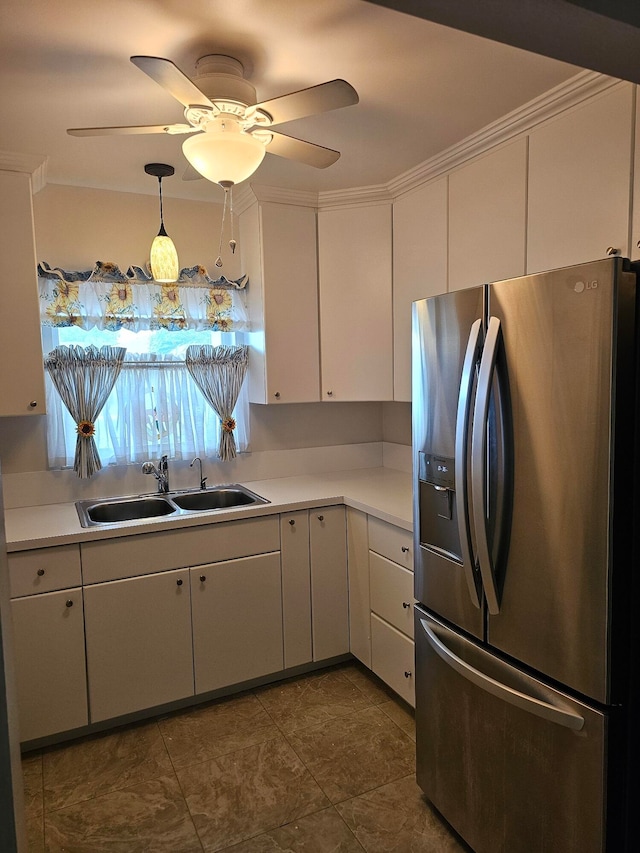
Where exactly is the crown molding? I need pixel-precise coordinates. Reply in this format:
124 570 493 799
0 151 48 193
233 183 319 216
388 70 622 198
317 183 393 210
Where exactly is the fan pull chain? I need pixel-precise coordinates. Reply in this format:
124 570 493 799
229 187 237 255
215 187 229 268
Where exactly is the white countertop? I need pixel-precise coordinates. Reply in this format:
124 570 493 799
4 467 413 552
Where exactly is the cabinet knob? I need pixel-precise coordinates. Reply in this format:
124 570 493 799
402 601 411 609
607 246 621 256
401 546 410 553
65 599 73 608
274 392 281 399
199 575 206 583
317 515 324 522
176 579 183 587
404 670 412 679
37 568 45 576
326 390 333 397
289 519 295 526
29 400 38 409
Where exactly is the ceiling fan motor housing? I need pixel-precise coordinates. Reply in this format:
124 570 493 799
194 55 257 106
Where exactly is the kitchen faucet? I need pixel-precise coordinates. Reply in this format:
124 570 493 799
190 456 207 490
141 454 170 493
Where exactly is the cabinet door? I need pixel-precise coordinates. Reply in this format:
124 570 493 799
371 614 415 707
449 139 527 292
11 588 87 741
84 569 194 722
0 170 46 415
242 201 320 404
347 508 370 666
280 512 312 669
527 83 633 273
393 178 448 401
318 204 393 401
309 506 349 660
191 553 283 694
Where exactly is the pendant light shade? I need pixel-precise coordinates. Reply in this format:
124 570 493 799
145 163 179 283
182 119 266 186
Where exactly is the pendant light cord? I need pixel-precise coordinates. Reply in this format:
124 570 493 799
157 176 168 236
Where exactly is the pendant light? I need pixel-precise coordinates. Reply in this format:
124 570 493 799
145 163 179 283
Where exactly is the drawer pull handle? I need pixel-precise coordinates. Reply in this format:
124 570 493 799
402 601 411 609
199 575 206 583
65 599 73 608
176 579 183 587
289 519 295 526
37 568 45 576
401 546 410 553
318 515 324 522
404 670 412 679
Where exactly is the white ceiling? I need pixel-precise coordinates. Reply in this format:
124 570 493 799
0 0 581 203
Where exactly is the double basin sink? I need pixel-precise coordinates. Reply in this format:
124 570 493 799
76 484 269 528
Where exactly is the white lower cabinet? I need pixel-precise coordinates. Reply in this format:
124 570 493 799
83 568 194 722
371 614 415 706
191 553 283 693
11 587 88 741
280 511 313 669
309 506 349 660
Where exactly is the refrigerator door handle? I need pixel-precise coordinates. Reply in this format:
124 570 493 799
455 318 482 609
419 618 585 731
471 315 502 615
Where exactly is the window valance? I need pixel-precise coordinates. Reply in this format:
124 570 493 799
38 261 249 333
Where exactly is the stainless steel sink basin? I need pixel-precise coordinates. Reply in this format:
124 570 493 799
78 496 176 526
171 487 262 512
76 484 269 528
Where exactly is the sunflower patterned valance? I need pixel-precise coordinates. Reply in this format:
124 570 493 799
38 261 249 332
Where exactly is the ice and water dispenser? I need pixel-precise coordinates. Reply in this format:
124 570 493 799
418 451 461 561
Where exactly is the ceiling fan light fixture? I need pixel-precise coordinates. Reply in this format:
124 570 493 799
145 163 179 283
182 123 266 186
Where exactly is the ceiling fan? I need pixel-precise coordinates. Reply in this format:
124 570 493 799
67 54 359 186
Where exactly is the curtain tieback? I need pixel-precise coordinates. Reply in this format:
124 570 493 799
76 420 96 438
221 417 236 433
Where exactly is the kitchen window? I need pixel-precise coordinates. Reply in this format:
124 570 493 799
39 263 250 472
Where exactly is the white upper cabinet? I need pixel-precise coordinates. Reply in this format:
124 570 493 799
448 138 527 292
527 83 634 274
318 203 393 401
0 169 46 416
393 178 448 402
240 200 320 404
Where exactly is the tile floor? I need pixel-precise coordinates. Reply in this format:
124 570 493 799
21 662 469 852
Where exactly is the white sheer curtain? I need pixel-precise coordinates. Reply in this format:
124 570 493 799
45 353 249 469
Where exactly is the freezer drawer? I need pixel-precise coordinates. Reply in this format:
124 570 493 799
415 609 606 853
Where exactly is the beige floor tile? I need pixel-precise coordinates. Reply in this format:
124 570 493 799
219 807 365 852
23 753 44 853
340 664 394 705
336 775 468 852
379 699 416 742
287 706 415 804
255 668 372 733
44 774 202 853
159 692 280 769
43 721 174 811
176 735 330 852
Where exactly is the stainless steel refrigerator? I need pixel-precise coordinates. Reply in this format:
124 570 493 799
412 257 640 852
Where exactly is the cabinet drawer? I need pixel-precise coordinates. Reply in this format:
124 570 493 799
371 613 415 707
8 544 82 598
81 515 280 583
370 551 415 638
368 516 413 570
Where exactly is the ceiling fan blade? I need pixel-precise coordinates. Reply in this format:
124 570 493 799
130 55 213 109
182 164 203 181
266 131 340 168
67 123 195 137
255 79 358 126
